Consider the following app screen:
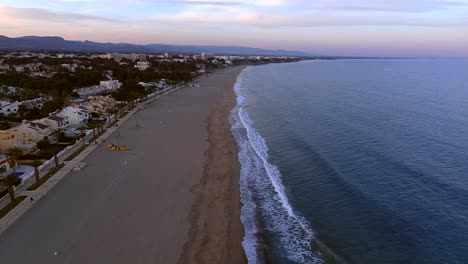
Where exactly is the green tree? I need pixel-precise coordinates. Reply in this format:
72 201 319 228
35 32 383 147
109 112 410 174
2 175 20 202
6 147 23 175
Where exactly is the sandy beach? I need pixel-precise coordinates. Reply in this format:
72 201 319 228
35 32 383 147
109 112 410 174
0 67 246 263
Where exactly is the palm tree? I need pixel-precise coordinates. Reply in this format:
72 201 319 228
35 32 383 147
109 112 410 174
6 147 22 175
54 155 59 168
2 175 20 202
79 127 85 146
32 160 42 183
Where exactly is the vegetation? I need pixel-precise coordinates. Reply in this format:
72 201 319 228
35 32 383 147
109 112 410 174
0 196 26 220
6 147 22 175
64 146 86 161
32 160 43 183
27 164 64 191
0 175 21 202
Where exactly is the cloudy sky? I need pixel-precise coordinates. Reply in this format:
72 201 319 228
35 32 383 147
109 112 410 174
0 0 467 57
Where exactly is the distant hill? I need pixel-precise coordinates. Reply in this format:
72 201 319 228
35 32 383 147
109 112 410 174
0 35 312 57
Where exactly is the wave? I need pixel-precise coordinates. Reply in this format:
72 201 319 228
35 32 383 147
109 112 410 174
231 68 324 264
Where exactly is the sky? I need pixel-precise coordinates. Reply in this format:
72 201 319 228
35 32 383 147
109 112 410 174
0 0 467 57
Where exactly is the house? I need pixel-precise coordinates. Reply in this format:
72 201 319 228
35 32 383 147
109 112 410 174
20 97 47 109
0 155 12 177
0 130 17 153
59 106 91 128
0 125 39 154
16 121 55 143
0 101 20 115
39 115 69 131
14 66 25 73
99 80 122 90
72 95 117 115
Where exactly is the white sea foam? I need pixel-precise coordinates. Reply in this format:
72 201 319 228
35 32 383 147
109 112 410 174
231 68 324 264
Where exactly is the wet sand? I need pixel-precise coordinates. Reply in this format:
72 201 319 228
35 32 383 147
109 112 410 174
0 67 246 263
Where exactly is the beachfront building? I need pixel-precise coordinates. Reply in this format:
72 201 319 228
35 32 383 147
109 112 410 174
74 80 122 98
59 106 91 128
16 121 55 143
72 95 117 116
39 115 69 131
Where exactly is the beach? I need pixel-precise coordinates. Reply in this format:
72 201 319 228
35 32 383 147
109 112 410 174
0 67 246 263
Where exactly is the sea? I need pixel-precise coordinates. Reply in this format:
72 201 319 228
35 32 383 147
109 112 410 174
230 59 468 264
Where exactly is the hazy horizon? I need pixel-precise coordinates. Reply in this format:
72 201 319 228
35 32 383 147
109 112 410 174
0 0 467 58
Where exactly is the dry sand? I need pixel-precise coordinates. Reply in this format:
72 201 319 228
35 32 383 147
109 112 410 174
0 67 246 263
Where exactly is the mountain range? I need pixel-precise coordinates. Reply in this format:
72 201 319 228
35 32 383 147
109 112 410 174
0 36 312 57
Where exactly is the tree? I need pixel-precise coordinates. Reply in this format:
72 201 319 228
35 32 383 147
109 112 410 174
32 160 43 183
2 175 20 202
79 127 86 146
6 147 23 175
54 155 59 168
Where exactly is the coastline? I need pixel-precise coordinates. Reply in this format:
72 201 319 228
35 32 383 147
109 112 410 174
179 66 247 264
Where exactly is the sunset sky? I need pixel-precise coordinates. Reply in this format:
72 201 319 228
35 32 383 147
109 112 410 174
0 0 467 57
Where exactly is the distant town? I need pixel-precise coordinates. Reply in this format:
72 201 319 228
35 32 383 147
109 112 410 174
0 50 300 204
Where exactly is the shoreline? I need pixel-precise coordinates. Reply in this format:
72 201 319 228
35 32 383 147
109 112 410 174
179 66 247 264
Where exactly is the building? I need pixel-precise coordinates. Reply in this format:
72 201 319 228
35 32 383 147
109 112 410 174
99 80 122 90
201 53 215 61
0 130 17 153
0 101 20 115
138 54 147 61
59 106 91 128
192 55 201 60
39 115 69 131
135 61 151 71
0 155 12 177
14 66 25 73
72 95 117 115
20 98 47 109
16 121 55 143
73 80 122 97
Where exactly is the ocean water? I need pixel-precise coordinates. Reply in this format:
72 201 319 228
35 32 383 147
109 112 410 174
230 59 468 264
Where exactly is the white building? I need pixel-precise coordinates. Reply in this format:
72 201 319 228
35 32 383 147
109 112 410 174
100 80 122 90
39 115 69 131
16 121 55 143
0 101 20 115
135 61 151 71
59 106 91 128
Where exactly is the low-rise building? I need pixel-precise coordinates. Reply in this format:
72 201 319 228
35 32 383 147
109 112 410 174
0 101 20 115
59 106 91 128
16 121 55 143
72 95 117 115
39 115 69 131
